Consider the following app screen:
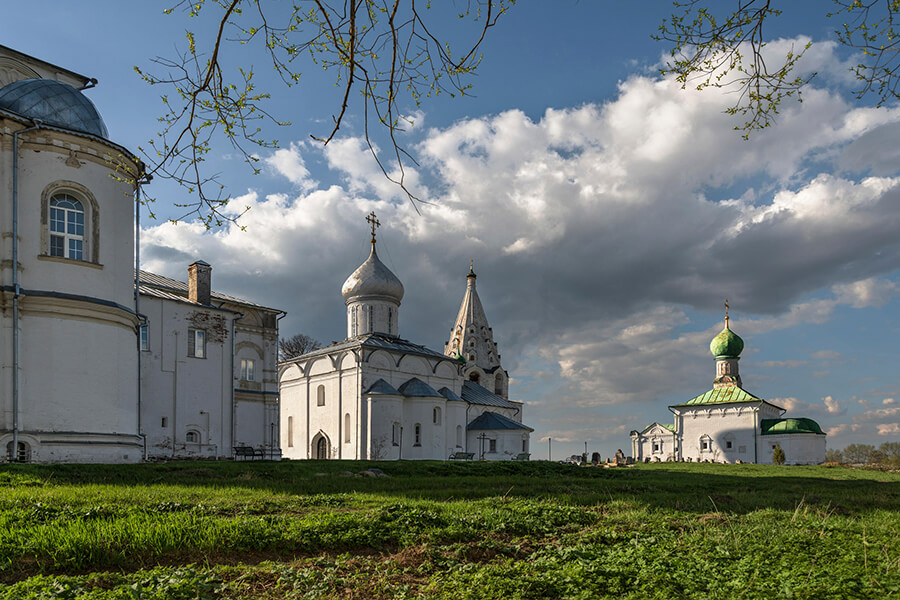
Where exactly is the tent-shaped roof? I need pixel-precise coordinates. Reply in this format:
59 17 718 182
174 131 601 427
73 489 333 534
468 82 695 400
467 411 533 431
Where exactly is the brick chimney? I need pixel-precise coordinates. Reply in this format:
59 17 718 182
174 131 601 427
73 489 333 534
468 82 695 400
188 260 212 305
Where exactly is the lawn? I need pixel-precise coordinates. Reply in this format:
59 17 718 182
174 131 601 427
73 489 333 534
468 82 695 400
0 460 898 599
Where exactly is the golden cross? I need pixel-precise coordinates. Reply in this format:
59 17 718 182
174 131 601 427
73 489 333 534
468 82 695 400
366 211 380 244
724 298 730 327
470 258 474 271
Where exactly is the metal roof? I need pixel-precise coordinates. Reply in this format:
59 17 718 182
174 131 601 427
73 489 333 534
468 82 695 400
760 418 825 436
467 411 533 432
138 270 279 312
398 377 442 398
671 386 766 408
364 378 400 395
0 79 107 138
288 332 455 364
438 387 464 402
461 381 518 409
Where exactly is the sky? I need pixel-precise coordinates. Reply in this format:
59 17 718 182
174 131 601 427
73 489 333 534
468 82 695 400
4 1 900 460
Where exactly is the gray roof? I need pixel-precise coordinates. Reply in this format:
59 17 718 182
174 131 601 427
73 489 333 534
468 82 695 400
398 377 442 398
461 381 518 409
138 270 280 312
365 379 400 395
287 332 458 365
0 79 107 138
438 387 464 402
467 411 533 432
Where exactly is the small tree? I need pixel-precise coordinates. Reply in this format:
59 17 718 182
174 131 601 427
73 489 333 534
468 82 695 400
279 333 321 361
825 448 844 464
772 445 786 466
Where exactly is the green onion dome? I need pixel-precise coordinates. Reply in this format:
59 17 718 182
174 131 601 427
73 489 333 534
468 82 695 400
710 320 744 359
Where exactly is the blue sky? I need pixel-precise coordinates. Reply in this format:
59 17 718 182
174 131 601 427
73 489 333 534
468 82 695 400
4 1 900 460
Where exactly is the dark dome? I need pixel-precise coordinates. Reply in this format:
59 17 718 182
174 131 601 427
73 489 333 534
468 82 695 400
0 79 108 138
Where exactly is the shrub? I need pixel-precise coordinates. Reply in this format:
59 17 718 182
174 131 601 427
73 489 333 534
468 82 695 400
772 446 785 465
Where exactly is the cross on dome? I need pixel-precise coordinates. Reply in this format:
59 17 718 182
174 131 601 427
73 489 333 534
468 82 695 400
725 298 730 328
366 211 381 244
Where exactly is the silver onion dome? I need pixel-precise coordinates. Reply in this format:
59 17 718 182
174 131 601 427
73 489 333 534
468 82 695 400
0 79 108 138
341 245 404 304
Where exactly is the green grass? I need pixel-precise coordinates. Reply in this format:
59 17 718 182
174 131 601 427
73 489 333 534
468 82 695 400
0 461 898 599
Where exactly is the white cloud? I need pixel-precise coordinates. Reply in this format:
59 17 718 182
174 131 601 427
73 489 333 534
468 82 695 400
877 423 900 436
139 38 900 448
883 398 896 406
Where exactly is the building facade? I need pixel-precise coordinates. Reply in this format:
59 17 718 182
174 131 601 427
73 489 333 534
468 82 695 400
279 219 532 461
0 46 283 463
631 310 826 465
0 45 143 462
139 262 283 460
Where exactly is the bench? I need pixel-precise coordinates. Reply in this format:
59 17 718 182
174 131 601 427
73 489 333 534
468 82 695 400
233 446 261 460
512 453 530 461
449 452 475 461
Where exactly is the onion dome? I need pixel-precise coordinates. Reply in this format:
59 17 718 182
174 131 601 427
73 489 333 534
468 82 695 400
0 79 108 138
710 321 744 358
341 245 404 304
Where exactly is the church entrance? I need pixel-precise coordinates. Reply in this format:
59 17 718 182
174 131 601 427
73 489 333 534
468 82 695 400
313 434 330 459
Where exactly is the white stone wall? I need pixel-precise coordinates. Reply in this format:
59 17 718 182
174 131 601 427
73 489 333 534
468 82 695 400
758 434 826 465
139 297 234 459
0 120 141 463
676 405 760 463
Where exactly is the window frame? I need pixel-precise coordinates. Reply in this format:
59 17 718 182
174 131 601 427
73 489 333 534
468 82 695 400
185 430 201 444
188 328 207 359
316 384 325 407
414 423 421 446
139 324 150 352
488 439 497 453
41 181 100 264
240 358 255 381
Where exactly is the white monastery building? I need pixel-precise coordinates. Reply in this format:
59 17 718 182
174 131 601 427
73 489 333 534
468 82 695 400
0 46 282 463
631 307 826 465
279 215 532 460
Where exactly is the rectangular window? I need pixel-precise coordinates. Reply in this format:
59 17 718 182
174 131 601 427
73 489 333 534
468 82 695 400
489 439 497 453
140 324 149 352
188 328 206 358
738 445 747 454
161 417 168 428
351 307 357 336
368 305 374 333
240 358 255 381
522 439 527 452
725 440 733 450
392 422 400 446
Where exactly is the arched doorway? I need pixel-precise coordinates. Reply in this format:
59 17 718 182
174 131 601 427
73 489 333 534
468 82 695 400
312 432 331 459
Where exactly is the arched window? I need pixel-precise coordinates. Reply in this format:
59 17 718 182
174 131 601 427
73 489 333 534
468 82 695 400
49 194 85 260
392 422 401 446
368 305 375 333
317 385 325 406
185 430 200 444
414 423 421 446
287 416 294 448
494 375 504 396
344 413 351 443
469 372 480 383
351 306 358 336
388 307 393 334
456 425 463 447
42 183 99 264
433 406 442 425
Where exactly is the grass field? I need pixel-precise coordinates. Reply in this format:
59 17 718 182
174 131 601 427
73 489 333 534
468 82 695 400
0 460 898 599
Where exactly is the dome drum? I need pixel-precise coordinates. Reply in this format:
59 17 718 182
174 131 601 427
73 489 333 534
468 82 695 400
0 79 108 138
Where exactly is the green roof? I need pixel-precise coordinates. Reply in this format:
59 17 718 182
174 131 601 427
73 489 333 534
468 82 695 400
671 386 763 407
642 422 675 433
760 418 825 436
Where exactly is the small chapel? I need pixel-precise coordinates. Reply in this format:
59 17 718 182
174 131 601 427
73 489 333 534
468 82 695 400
630 305 826 465
279 214 533 460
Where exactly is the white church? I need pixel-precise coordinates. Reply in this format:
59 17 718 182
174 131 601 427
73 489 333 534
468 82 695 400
279 215 533 460
630 307 826 465
0 45 282 463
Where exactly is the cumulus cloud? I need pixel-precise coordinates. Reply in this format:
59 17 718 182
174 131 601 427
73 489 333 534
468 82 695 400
877 423 900 435
139 38 900 450
884 398 896 406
